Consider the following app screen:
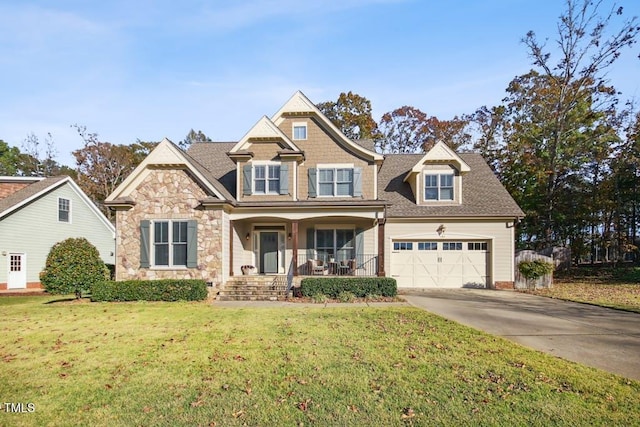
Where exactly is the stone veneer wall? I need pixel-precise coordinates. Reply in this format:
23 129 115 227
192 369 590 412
115 169 224 285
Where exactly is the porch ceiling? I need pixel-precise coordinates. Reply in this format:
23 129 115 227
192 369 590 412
230 205 385 221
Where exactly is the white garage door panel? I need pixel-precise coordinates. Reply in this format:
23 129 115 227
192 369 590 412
391 250 438 287
391 241 488 288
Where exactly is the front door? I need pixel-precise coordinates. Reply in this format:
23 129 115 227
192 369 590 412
8 253 27 289
260 232 279 274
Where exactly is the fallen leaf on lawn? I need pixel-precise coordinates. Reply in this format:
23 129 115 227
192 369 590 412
191 399 204 407
245 387 252 395
143 406 152 413
232 410 244 418
401 407 415 419
348 404 359 413
234 355 246 362
297 399 312 411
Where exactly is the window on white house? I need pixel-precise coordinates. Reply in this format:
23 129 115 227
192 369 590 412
58 198 70 222
254 164 280 194
425 173 454 201
318 168 353 196
153 220 188 267
293 123 307 140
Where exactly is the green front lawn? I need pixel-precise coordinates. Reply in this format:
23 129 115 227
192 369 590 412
1 297 638 426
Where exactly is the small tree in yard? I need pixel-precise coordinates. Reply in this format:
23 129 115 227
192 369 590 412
40 238 109 299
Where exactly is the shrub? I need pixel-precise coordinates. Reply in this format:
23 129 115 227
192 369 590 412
337 291 356 303
300 277 397 298
40 238 109 299
311 293 327 304
91 279 208 302
518 260 554 281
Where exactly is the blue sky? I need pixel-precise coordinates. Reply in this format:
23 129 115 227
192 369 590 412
1 0 639 167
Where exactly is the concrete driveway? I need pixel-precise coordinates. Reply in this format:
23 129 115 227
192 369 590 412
402 289 640 381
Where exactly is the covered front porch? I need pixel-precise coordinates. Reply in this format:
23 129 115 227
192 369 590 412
228 208 386 280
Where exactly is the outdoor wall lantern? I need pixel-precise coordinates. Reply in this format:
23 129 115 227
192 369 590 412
437 224 447 236
245 232 250 241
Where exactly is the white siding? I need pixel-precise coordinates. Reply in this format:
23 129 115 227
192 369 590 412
0 183 115 285
385 219 516 287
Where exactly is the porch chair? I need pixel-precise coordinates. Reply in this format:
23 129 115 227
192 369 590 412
308 259 325 275
338 259 356 276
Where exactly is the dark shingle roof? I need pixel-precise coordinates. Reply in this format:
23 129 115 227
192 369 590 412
0 176 69 218
187 142 523 218
378 153 524 218
181 144 235 202
188 142 237 198
353 139 376 152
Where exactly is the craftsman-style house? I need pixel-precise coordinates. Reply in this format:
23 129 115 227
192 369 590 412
105 91 523 292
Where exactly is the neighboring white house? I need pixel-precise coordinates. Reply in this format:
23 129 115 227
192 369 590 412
0 176 115 290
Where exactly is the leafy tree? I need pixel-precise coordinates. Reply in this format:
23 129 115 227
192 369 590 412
0 140 21 175
317 92 382 141
72 124 158 217
472 0 639 250
378 106 430 153
40 237 109 299
179 129 211 150
378 106 471 153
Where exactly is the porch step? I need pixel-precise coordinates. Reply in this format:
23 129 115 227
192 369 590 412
218 276 288 301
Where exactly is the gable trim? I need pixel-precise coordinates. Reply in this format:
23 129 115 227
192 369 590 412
106 138 228 203
404 141 471 183
230 116 300 153
271 91 383 162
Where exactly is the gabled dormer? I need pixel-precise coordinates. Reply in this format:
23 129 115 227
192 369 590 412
227 116 304 201
403 141 471 206
273 91 382 201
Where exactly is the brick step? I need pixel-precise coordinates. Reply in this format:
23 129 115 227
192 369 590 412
218 294 284 302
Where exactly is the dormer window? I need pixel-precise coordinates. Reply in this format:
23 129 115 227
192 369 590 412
254 164 281 194
293 122 307 140
425 172 454 201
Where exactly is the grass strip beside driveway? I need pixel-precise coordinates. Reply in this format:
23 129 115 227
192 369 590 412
526 281 640 313
1 297 638 426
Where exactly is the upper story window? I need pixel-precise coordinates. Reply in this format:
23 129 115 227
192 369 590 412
58 198 70 222
153 220 188 267
424 173 454 201
318 168 353 196
242 162 289 197
254 164 280 194
293 122 307 140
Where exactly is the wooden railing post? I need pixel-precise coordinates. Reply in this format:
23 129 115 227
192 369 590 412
377 219 386 276
292 221 298 276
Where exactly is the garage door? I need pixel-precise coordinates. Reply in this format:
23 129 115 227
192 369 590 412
391 241 489 288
